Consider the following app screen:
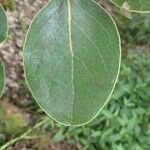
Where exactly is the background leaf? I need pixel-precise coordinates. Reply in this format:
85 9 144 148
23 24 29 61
24 0 121 126
110 0 150 13
0 59 5 97
0 4 8 43
0 4 7 97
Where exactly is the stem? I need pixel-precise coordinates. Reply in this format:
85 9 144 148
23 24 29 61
0 119 46 150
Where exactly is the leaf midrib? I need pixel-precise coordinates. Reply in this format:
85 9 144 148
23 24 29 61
67 0 74 123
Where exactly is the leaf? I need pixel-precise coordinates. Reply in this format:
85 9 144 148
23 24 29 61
0 4 7 97
0 59 5 97
23 0 121 126
110 0 150 13
0 4 8 43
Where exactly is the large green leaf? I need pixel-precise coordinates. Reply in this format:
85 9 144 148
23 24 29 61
0 5 7 97
0 4 8 43
110 0 150 13
23 0 121 126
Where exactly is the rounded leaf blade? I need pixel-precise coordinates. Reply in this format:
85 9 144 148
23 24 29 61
23 0 121 126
